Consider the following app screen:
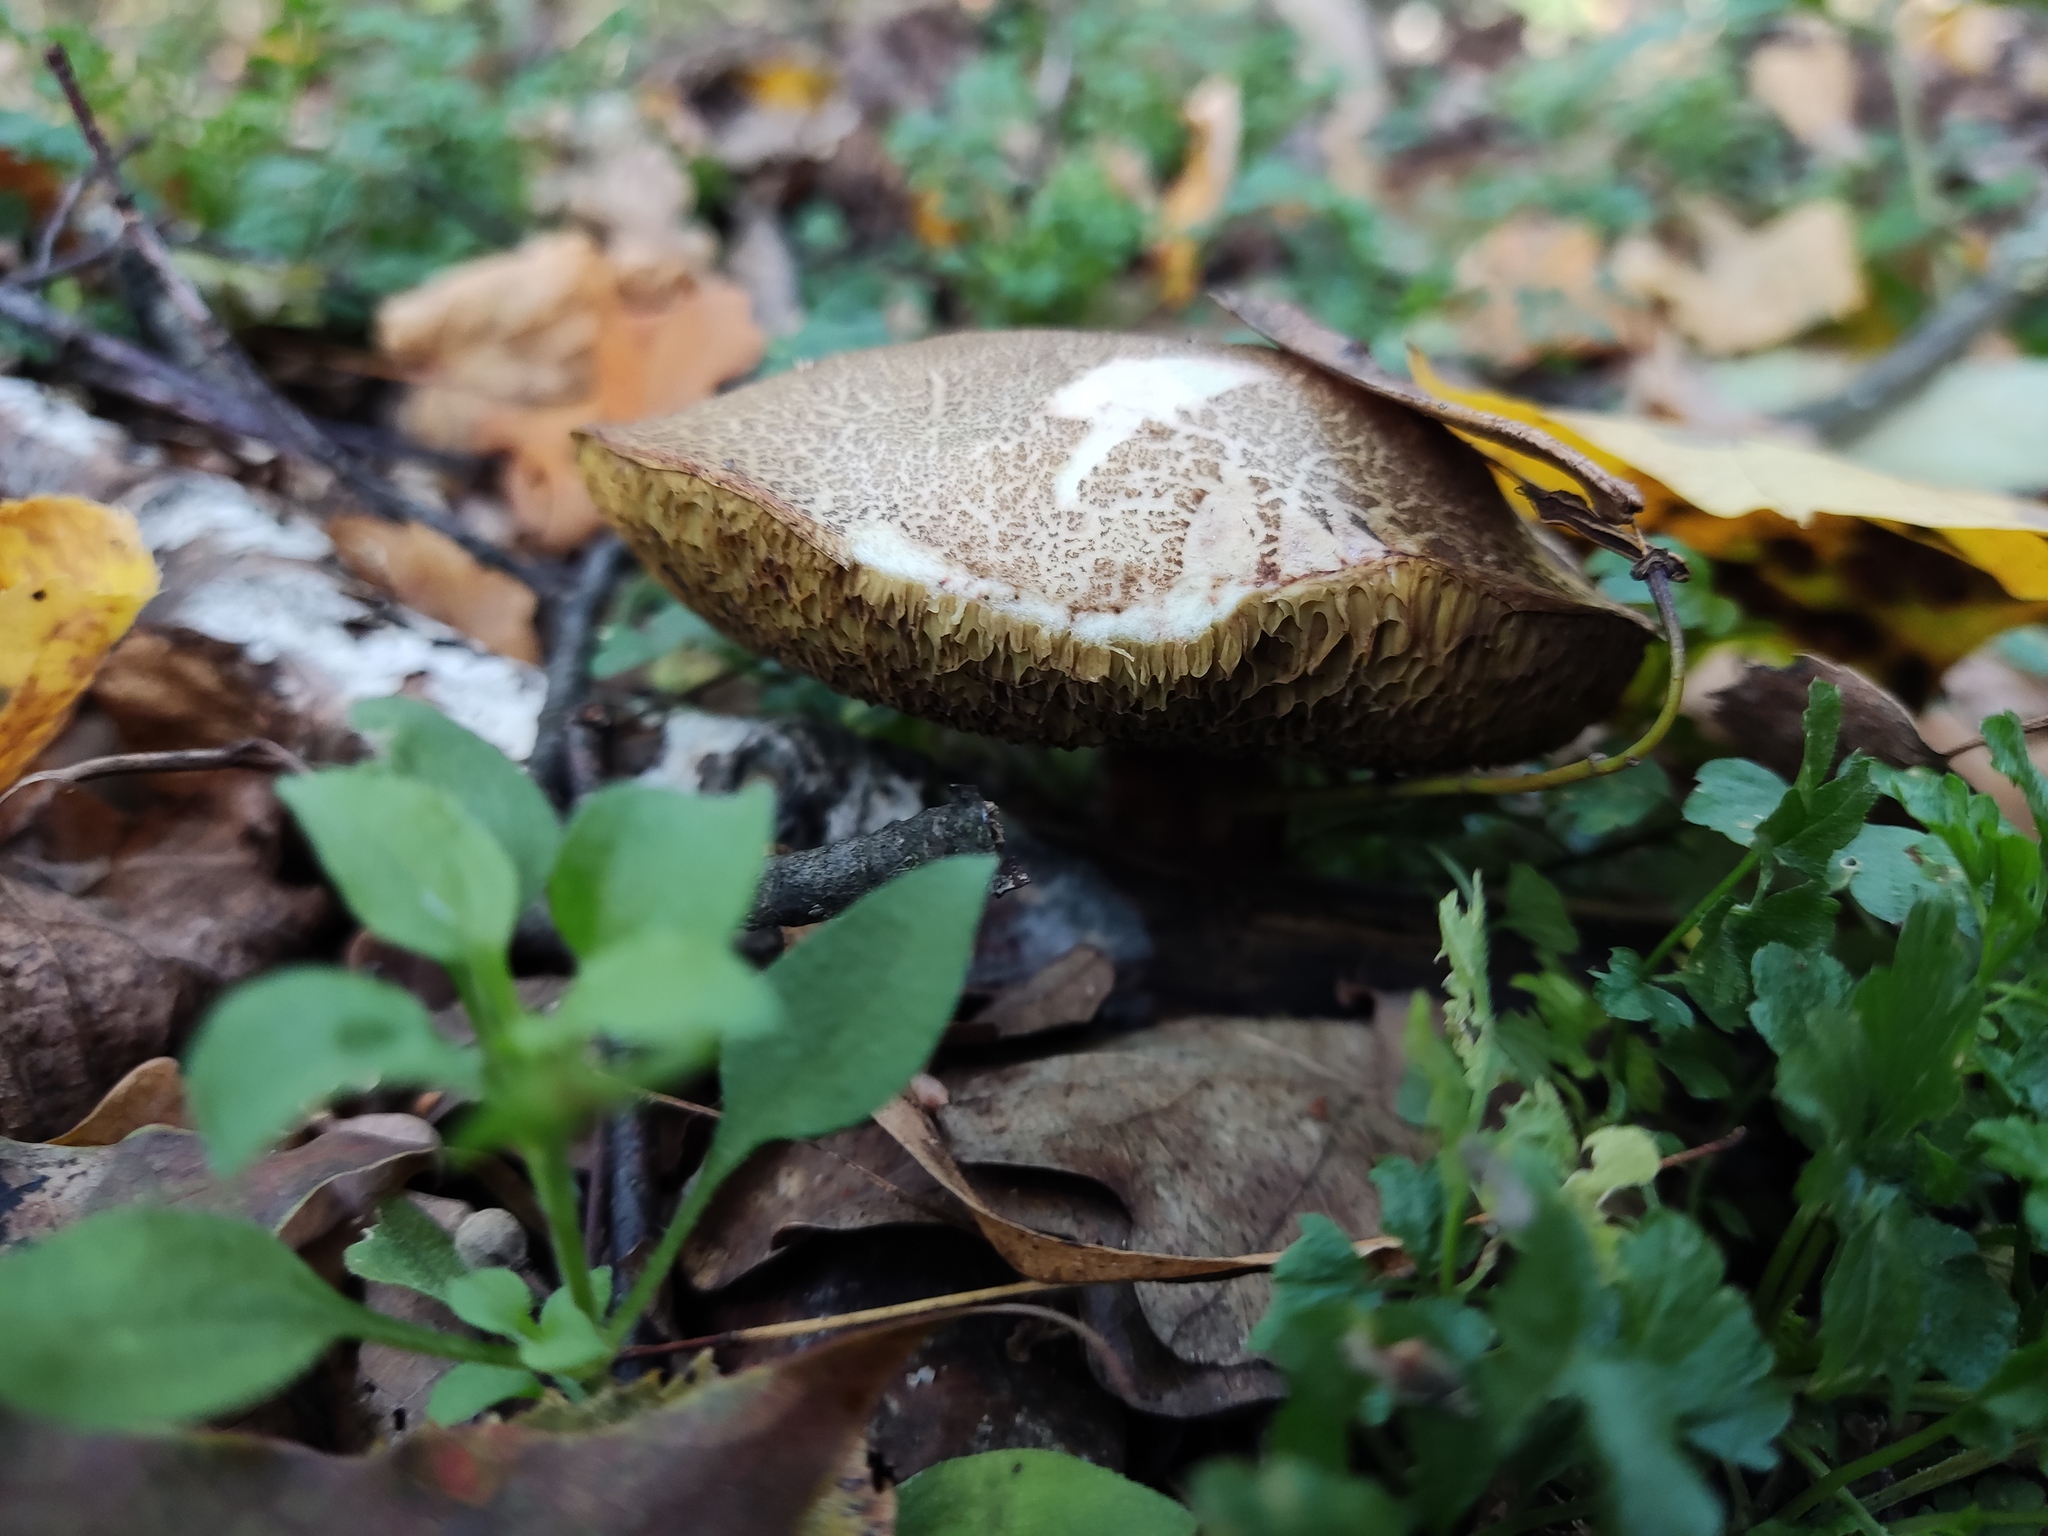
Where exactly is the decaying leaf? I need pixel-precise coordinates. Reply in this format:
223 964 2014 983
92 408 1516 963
0 772 329 1139
46 1058 188 1147
0 1323 927 1536
326 518 540 663
0 1116 437 1254
955 944 1116 1042
0 496 159 788
380 231 764 552
1697 654 1944 781
1451 214 1648 369
1154 77 1242 308
933 1017 1420 1367
1612 200 1866 357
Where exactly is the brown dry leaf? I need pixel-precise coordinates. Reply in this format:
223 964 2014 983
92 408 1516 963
0 772 330 1139
0 1116 437 1254
1612 200 1866 356
1746 17 1865 161
46 1057 187 1146
1154 76 1242 308
0 496 160 788
873 1093 1400 1286
327 516 540 662
935 1015 1420 1367
1697 654 1944 780
956 944 1115 1042
0 1322 926 1536
1451 214 1648 369
1907 0 2027 76
1409 353 2048 687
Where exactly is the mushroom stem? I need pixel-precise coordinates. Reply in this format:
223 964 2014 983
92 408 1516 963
1294 556 1689 805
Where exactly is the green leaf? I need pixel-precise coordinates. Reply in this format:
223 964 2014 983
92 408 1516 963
691 854 996 1212
1368 1157 1444 1266
344 1197 468 1303
897 1449 1196 1536
187 967 481 1173
426 1361 542 1426
1190 1456 1413 1536
1770 759 1880 880
1685 885 1840 1032
351 696 560 909
0 1207 360 1429
548 782 773 958
1985 711 2048 840
1831 823 1968 925
549 928 782 1061
1959 1339 2048 1447
1683 759 1787 848
278 769 520 965
1573 1357 1722 1536
1976 1117 2048 1183
1817 1195 1975 1395
1793 679 1844 798
1593 948 1694 1034
444 1267 536 1341
517 1287 611 1376
1748 944 1852 1054
1922 1244 2017 1391
1483 1197 1599 1433
1504 864 1578 957
1858 901 1981 1145
1249 1216 1377 1469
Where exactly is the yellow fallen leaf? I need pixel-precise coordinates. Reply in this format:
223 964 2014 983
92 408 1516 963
0 496 158 788
1411 354 2048 687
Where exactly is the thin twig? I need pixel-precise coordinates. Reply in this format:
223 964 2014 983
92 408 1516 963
1937 713 2048 762
38 44 549 591
615 1280 1072 1360
528 535 632 809
6 238 121 289
31 172 92 274
1788 198 2048 442
0 739 306 811
1658 1126 1746 1170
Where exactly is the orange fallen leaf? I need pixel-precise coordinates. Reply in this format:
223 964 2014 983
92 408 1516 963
327 517 540 662
1154 76 1242 309
1451 213 1648 368
0 496 160 788
48 1058 188 1147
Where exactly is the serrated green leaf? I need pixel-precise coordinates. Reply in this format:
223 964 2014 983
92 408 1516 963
1504 864 1578 957
0 1207 362 1429
426 1361 542 1425
278 769 519 965
1748 944 1852 1054
187 967 481 1173
1985 711 2048 840
1686 885 1840 1032
444 1267 535 1341
1771 759 1880 880
548 782 773 958
518 1287 611 1376
1683 759 1788 848
350 695 559 909
344 1197 467 1303
685 854 996 1224
898 1448 1197 1536
1573 1357 1722 1536
1593 948 1694 1034
1367 1158 1444 1267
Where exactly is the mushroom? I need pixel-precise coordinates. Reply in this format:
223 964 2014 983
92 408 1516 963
576 330 1652 772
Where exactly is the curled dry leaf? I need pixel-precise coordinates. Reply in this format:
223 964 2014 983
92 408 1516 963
0 496 159 788
1611 199 1866 357
1450 214 1649 370
955 944 1116 1042
0 771 329 1139
381 230 764 553
0 1116 437 1254
1697 653 1944 780
46 1057 188 1147
326 517 540 663
0 1322 928 1536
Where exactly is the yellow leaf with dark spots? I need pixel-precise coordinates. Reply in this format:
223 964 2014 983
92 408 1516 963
0 496 159 787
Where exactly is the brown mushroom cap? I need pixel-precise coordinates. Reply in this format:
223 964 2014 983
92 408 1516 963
577 331 1652 770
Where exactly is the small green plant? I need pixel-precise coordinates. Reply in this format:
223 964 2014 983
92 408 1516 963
1197 683 2048 1535
0 696 994 1431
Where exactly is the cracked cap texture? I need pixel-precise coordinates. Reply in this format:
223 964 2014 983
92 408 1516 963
577 331 1651 770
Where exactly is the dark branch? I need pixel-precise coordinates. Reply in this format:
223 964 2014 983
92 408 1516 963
528 535 633 808
37 45 550 592
749 793 1016 928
